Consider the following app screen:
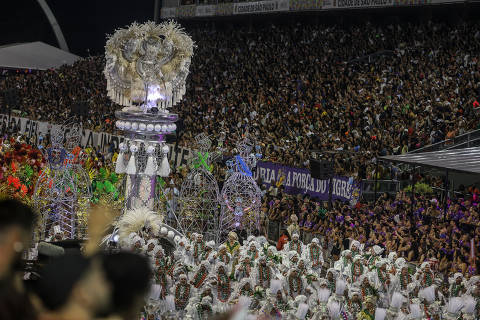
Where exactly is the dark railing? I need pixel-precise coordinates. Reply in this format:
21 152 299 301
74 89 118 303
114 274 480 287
409 129 480 154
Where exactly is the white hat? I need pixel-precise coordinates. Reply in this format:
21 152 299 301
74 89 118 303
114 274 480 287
348 287 361 299
353 255 363 264
201 296 212 305
131 235 145 247
311 238 319 244
449 272 463 284
215 262 227 273
151 245 164 258
372 245 384 255
289 251 299 260
240 277 252 287
317 278 327 287
387 252 397 262
350 240 360 250
145 239 157 248
375 259 388 268
292 233 300 239
341 249 352 257
205 240 215 248
395 257 406 270
268 245 277 252
326 268 338 278
420 261 430 270
295 295 308 304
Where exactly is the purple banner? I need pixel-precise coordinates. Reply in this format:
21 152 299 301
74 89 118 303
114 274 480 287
253 161 361 204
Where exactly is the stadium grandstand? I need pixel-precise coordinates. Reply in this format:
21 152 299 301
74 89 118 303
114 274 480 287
0 1 480 320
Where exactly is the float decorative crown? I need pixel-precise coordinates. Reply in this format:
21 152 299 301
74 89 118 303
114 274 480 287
104 21 195 112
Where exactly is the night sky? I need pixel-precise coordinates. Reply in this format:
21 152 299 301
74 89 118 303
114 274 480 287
2 0 155 56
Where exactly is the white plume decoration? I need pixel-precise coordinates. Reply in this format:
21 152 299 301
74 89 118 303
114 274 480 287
409 304 423 319
390 292 404 310
327 301 340 319
462 295 476 315
375 308 387 320
115 207 163 241
335 279 346 295
446 297 464 315
295 303 309 320
419 285 436 303
317 288 331 303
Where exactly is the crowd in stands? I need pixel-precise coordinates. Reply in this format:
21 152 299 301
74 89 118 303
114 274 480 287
1 15 480 319
2 18 480 178
264 185 480 275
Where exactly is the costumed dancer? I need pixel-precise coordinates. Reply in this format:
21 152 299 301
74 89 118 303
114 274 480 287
305 238 324 277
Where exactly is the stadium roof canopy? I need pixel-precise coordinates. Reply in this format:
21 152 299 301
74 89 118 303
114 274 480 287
380 147 480 175
0 42 80 70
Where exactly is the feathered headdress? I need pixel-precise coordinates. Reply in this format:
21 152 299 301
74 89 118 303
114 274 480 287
443 297 464 320
116 207 163 242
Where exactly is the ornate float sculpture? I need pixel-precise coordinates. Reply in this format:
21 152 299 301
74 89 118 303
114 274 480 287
103 21 194 249
33 125 91 240
220 137 262 238
178 133 222 242
105 21 194 211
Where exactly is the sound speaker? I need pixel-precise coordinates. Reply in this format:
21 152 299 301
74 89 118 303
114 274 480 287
310 159 334 179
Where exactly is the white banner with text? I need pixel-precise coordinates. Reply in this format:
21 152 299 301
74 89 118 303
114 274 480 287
0 114 193 169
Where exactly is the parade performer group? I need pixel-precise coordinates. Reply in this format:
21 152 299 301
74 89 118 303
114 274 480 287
116 229 480 320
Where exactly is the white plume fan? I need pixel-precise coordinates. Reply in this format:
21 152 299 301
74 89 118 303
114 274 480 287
115 207 164 241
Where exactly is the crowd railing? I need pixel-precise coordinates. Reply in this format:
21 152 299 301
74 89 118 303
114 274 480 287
409 129 480 154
